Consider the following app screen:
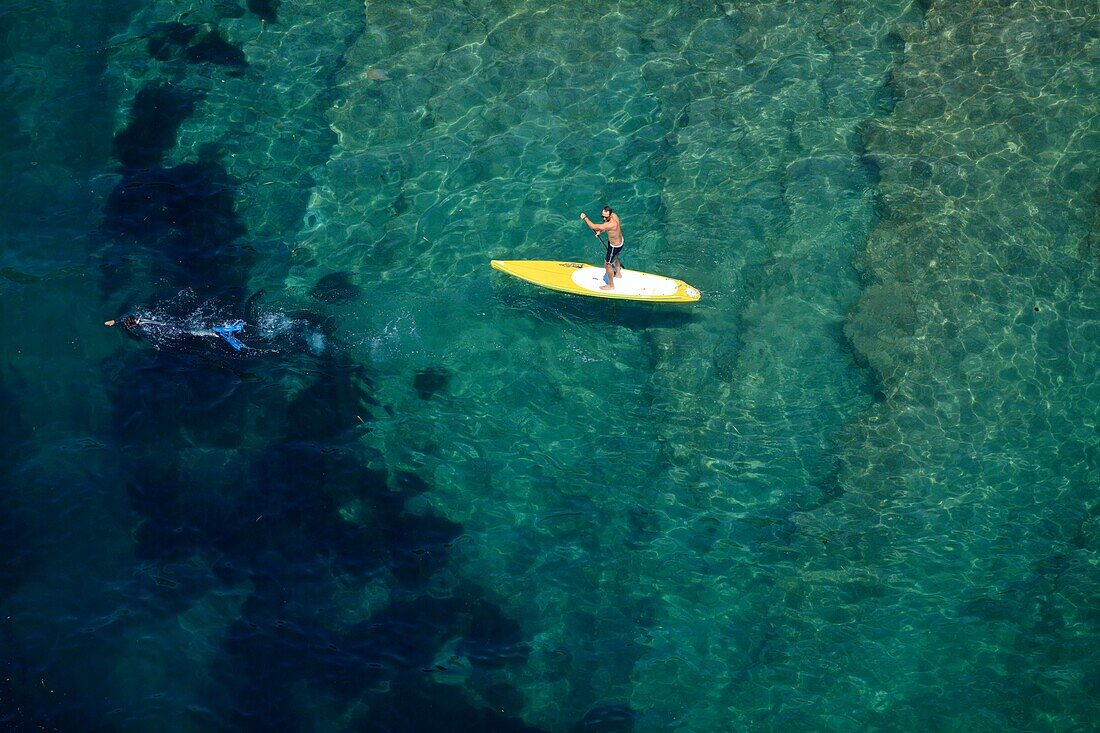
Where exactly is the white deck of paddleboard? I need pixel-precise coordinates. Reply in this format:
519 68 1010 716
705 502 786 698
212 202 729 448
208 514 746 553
570 266 680 296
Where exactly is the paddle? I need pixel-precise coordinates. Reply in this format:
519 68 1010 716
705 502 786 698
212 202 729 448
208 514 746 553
588 228 612 286
581 214 610 278
583 216 606 253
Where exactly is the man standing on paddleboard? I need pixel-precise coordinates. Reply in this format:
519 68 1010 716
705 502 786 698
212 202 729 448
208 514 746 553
580 205 623 291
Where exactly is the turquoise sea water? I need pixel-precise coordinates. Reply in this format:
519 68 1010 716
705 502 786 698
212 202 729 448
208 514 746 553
1 0 1097 730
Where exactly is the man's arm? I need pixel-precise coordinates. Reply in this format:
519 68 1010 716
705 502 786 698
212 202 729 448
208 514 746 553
580 213 614 232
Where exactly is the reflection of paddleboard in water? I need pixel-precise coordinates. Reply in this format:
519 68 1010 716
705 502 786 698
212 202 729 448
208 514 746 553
105 315 249 351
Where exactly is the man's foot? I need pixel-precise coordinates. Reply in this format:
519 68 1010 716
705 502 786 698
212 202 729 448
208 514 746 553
600 284 615 290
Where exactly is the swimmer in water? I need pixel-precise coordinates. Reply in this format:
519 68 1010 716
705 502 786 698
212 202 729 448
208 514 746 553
105 315 248 350
104 315 141 330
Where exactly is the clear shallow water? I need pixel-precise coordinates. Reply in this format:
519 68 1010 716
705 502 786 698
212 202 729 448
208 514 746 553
1 1 1097 731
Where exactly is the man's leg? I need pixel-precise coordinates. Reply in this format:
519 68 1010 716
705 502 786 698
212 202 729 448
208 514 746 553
601 261 615 290
610 246 623 279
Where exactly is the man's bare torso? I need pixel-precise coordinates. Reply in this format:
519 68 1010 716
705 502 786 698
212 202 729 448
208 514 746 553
606 213 623 246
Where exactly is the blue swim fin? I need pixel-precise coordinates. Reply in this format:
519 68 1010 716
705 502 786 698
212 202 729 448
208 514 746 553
212 320 246 351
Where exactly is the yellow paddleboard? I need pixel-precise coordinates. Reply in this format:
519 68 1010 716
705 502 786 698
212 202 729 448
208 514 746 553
491 260 701 303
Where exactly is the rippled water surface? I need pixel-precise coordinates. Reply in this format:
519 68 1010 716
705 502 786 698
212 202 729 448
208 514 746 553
1 1 1097 731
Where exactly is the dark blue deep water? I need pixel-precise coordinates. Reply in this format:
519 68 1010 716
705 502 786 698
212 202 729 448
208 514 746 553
1 1 1097 731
